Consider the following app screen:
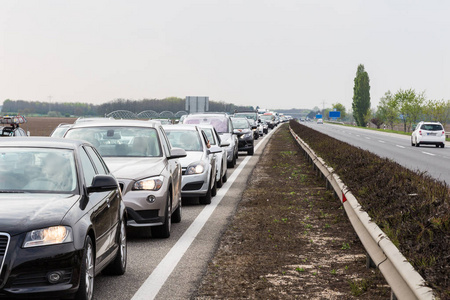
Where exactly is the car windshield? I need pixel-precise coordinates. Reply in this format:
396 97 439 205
65 127 162 157
51 126 70 138
201 128 217 145
260 115 273 121
231 118 250 129
234 113 257 121
165 130 203 151
421 124 443 131
0 148 77 193
184 116 229 133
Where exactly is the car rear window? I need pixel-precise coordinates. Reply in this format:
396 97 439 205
184 116 229 134
420 124 443 131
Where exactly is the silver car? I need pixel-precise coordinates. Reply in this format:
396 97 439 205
183 113 239 168
198 124 229 188
64 120 186 238
163 125 222 205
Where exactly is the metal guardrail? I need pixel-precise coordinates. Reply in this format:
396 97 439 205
289 127 434 300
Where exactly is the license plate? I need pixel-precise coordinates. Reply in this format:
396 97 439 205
427 133 436 136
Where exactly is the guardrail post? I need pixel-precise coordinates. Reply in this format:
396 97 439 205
366 252 376 269
391 290 398 300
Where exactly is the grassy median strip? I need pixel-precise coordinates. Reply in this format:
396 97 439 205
194 124 389 299
290 120 450 298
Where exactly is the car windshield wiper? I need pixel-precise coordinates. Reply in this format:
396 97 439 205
0 190 26 193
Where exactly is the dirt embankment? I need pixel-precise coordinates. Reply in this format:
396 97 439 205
194 125 389 299
19 117 77 136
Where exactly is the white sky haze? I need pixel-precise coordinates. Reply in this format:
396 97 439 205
1 0 449 110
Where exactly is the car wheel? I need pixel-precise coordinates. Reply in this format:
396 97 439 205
247 147 254 156
211 177 217 197
199 180 212 205
442 144 445 148
75 236 95 300
217 172 223 188
415 140 420 147
411 139 415 146
151 194 171 238
103 218 127 275
222 170 228 183
171 200 182 223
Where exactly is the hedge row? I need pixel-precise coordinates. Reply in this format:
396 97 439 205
290 120 450 298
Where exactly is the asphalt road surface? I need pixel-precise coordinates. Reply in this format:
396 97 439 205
303 122 450 184
93 127 278 300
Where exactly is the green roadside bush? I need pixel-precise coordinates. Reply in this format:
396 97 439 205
290 120 450 298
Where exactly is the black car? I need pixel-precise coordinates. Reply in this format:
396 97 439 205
0 138 127 299
230 117 255 155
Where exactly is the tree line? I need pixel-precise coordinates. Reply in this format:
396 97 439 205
1 97 254 117
312 64 450 131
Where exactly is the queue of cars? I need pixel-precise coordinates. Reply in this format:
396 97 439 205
0 111 275 299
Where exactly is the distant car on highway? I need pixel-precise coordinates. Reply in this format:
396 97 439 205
183 113 239 168
64 119 186 238
50 123 72 138
163 125 222 204
0 137 127 299
234 111 263 139
317 118 323 124
231 117 255 155
411 121 446 148
260 114 275 129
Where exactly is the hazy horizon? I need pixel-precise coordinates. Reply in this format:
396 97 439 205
2 1 449 111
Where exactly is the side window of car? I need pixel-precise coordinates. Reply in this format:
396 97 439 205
200 130 210 146
79 147 97 186
85 146 108 174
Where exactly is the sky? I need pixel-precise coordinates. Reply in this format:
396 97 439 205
1 0 450 110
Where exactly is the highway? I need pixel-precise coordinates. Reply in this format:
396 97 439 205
303 122 450 184
92 127 278 300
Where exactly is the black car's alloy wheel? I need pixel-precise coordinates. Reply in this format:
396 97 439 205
75 236 95 300
103 219 127 275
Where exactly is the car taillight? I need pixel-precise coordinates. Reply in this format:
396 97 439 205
419 130 422 135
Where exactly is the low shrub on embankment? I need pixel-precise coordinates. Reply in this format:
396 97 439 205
290 120 450 298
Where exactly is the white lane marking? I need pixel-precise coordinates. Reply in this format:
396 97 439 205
131 129 276 300
422 152 435 156
355 134 360 137
396 145 405 149
364 137 371 140
378 140 385 143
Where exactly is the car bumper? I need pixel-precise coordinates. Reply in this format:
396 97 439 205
417 136 445 145
237 138 254 151
119 178 168 227
180 171 210 198
0 237 82 299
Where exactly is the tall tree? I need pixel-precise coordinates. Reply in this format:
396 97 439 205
394 89 424 132
352 64 371 126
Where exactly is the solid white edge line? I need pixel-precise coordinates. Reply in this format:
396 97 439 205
131 128 276 300
378 140 385 143
395 145 405 148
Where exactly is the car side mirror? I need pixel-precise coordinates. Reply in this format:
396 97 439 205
169 147 187 159
87 175 118 194
208 145 222 154
220 141 230 147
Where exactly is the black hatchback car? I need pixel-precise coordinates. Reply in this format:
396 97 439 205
230 117 255 155
0 138 127 299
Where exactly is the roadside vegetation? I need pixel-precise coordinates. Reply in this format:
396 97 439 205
195 125 389 299
290 120 450 298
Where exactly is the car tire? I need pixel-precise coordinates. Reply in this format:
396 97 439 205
211 176 217 197
199 181 212 205
75 236 95 300
151 194 171 238
442 144 446 148
217 172 223 188
247 147 254 156
222 170 228 183
415 140 420 147
411 139 415 146
103 218 127 276
171 200 182 223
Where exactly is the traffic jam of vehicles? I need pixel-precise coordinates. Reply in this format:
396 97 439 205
0 110 288 299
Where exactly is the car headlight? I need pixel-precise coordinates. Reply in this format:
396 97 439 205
186 161 206 175
241 132 252 139
133 176 163 191
23 226 73 248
